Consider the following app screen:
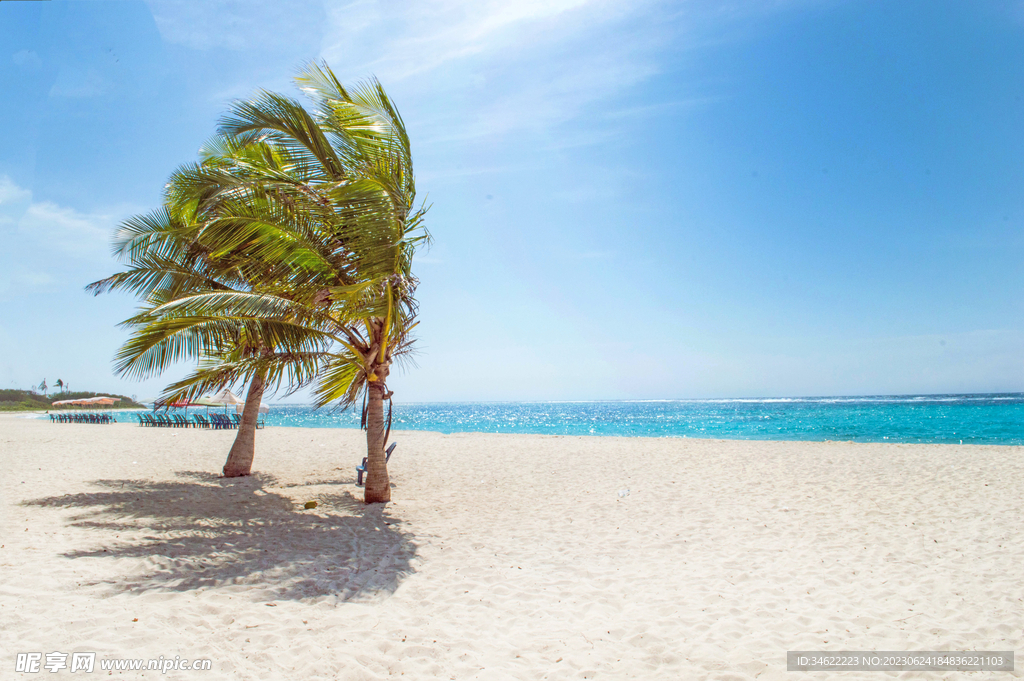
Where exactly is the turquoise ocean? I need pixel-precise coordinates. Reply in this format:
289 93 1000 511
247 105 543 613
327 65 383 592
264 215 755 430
253 393 1024 445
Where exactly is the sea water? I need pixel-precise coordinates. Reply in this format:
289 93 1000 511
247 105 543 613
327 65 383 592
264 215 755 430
261 394 1024 445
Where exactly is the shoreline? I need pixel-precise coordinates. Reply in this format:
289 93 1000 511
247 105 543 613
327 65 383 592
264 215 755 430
3 418 1021 679
2 410 147 414
19 412 1014 448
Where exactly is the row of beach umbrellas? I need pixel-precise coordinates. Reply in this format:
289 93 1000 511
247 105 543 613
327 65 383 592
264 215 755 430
52 396 122 407
166 388 270 414
51 389 270 414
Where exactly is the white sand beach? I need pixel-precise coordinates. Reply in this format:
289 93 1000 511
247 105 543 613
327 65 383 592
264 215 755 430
1 417 1021 679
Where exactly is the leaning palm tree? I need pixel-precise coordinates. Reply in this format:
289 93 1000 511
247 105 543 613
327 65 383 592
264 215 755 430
89 207 331 477
216 63 428 502
91 63 427 502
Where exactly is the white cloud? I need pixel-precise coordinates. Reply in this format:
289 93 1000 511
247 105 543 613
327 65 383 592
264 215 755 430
319 0 674 146
321 0 597 81
0 175 31 210
0 270 56 295
0 176 117 256
143 0 813 150
19 201 114 255
312 0 822 155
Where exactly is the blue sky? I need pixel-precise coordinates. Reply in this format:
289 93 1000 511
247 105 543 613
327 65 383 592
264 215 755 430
1 0 1023 402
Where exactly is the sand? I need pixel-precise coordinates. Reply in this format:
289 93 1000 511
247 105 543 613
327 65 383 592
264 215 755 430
1 416 1021 679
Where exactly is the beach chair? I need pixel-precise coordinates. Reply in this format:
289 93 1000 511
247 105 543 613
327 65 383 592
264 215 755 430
192 414 209 428
231 414 242 427
356 442 397 486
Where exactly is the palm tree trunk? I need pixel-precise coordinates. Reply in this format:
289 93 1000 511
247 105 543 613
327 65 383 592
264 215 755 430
363 380 391 503
222 372 265 478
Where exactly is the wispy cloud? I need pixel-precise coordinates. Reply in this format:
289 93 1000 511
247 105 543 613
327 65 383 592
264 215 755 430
321 0 599 82
315 0 694 147
0 176 119 257
145 0 809 151
0 176 32 210
0 269 55 296
314 0 804 154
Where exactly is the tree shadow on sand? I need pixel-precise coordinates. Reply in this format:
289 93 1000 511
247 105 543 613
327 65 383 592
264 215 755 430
22 471 417 603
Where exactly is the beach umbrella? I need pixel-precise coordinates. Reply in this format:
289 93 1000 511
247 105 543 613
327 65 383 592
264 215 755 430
85 397 118 414
82 396 120 416
206 388 244 413
235 402 270 415
191 395 220 415
210 388 244 405
166 399 200 414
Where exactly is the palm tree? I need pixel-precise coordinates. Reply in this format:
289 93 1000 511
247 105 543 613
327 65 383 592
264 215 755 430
55 379 64 393
159 63 426 501
90 63 427 501
89 207 331 477
38 379 47 395
208 63 428 502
